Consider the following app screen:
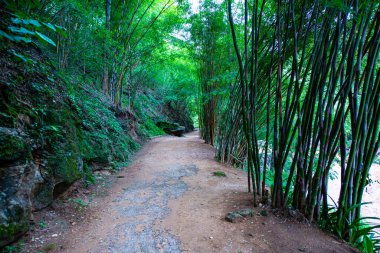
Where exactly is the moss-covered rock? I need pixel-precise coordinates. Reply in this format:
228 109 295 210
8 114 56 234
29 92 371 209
0 43 145 246
0 128 28 162
0 221 29 247
162 100 194 132
156 121 186 137
0 162 44 247
30 182 54 210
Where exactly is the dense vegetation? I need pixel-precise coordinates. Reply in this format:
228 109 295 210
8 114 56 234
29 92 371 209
196 0 380 251
0 0 195 248
1 0 379 252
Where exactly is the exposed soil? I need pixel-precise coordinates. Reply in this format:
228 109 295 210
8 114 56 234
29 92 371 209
16 131 358 253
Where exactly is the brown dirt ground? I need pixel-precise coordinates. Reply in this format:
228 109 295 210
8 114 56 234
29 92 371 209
15 131 358 253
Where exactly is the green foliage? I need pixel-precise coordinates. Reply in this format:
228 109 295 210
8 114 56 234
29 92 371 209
322 203 380 252
1 240 25 253
2 0 378 251
2 245 17 253
83 164 96 187
190 0 234 145
0 222 29 249
0 15 64 52
0 0 196 248
0 134 27 161
141 118 166 137
38 220 48 229
132 93 168 138
68 85 140 165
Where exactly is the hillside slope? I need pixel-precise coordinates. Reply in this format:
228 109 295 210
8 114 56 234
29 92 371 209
0 42 193 247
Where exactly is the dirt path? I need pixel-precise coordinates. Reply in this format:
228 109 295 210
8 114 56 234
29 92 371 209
26 132 357 253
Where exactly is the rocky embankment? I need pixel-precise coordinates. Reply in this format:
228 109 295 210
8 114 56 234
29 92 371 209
0 47 193 247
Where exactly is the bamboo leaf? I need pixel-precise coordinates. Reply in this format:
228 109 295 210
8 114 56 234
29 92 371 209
11 18 42 27
12 36 32 43
9 49 33 63
10 17 22 24
8 26 35 35
26 19 42 27
35 31 56 47
0 30 14 41
363 236 374 253
42 22 56 31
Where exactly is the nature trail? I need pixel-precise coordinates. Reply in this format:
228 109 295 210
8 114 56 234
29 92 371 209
56 132 355 253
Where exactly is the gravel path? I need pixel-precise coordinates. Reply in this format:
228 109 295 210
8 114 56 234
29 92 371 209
93 165 198 253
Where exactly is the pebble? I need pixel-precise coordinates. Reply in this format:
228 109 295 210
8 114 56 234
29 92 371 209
52 234 58 237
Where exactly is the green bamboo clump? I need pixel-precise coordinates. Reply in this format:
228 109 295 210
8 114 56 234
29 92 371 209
216 0 380 242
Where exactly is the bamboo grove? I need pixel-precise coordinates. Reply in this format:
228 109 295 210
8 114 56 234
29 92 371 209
196 0 380 242
191 1 234 145
43 0 182 110
101 0 178 108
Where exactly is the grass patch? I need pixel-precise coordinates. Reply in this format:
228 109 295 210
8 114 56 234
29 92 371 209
68 198 88 211
42 243 55 252
212 171 227 177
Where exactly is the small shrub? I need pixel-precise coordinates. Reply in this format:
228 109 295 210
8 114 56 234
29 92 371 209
38 220 47 229
2 240 25 253
83 164 96 187
3 245 17 253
